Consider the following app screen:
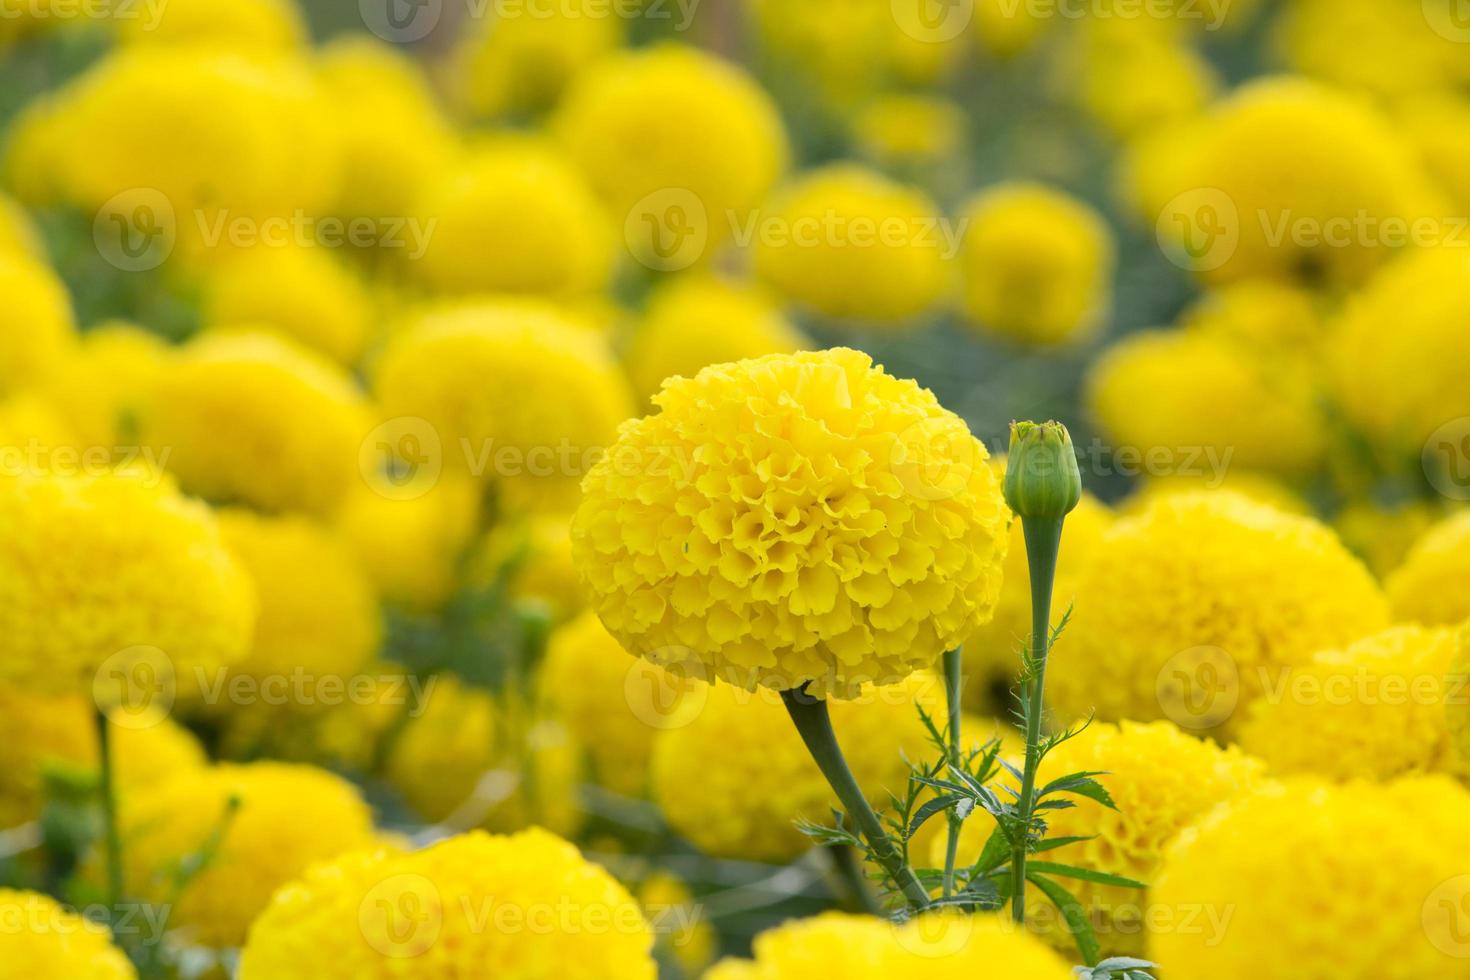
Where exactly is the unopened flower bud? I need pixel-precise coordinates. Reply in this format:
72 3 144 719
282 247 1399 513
1003 420 1082 520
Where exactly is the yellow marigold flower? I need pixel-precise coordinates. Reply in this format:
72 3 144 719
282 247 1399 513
650 673 942 862
1395 92 1470 215
0 468 254 697
315 37 458 220
383 673 499 823
636 872 715 976
1130 77 1441 285
574 348 1008 697
1334 499 1445 580
1152 776 1470 975
335 471 482 612
1178 277 1326 347
539 611 701 797
555 44 787 254
213 509 380 708
1385 511 1470 626
0 254 75 394
142 330 370 515
937 721 1261 958
199 243 374 365
964 484 1110 701
111 762 376 948
0 395 80 477
374 301 633 510
1066 24 1217 140
1086 328 1328 476
851 95 965 169
475 512 582 623
39 323 166 450
0 890 135 980
30 47 339 232
1274 0 1468 99
1329 246 1470 459
623 276 808 405
1048 492 1389 735
1239 625 1457 781
754 165 951 325
239 828 655 980
114 0 305 49
452 1 624 117
0 192 42 258
705 911 1073 979
1122 471 1309 516
411 135 614 297
0 684 205 827
956 182 1114 346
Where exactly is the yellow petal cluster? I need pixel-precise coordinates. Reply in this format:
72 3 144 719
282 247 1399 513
39 323 166 450
0 254 75 395
1384 510 1470 626
573 348 1009 697
453 1 624 117
0 890 136 980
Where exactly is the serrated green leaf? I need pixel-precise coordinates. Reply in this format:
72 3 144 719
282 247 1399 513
906 794 960 841
1027 871 1100 966
1039 772 1118 811
1028 861 1147 889
1033 835 1097 853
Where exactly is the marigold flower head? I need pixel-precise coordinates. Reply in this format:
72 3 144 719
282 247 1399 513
383 673 499 823
1178 277 1326 347
956 182 1113 346
411 135 614 297
705 911 1073 979
239 829 656 980
1086 327 1328 476
314 36 458 220
214 509 381 709
1067 25 1217 139
1396 92 1470 214
554 43 787 253
851 95 965 168
1385 511 1470 627
39 323 167 450
1275 0 1469 98
1334 499 1445 579
114 0 305 50
0 468 254 697
1122 471 1308 517
474 512 582 623
200 243 375 365
0 254 75 395
754 165 951 325
142 329 370 515
1329 246 1470 460
1152 776 1470 975
574 348 1008 697
111 762 376 948
651 672 942 862
374 301 633 510
1047 492 1389 735
624 276 808 406
0 889 136 980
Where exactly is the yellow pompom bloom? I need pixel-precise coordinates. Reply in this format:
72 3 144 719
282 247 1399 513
1274 0 1469 99
0 890 136 980
1067 27 1217 140
314 37 457 221
1334 499 1444 579
635 872 715 976
200 243 374 365
452 1 624 117
1239 625 1457 781
754 165 951 325
382 673 499 823
214 509 380 706
851 95 965 169
336 471 482 612
651 673 942 862
0 192 42 258
374 301 633 510
1123 470 1308 516
411 136 614 297
114 0 305 49
0 469 254 697
40 323 166 450
1178 277 1325 347
937 721 1261 957
1048 492 1389 735
555 44 787 251
1385 511 1470 626
1130 77 1441 285
623 276 808 405
1151 776 1470 975
0 395 77 472
705 911 1074 979
574 348 1008 697
539 611 700 797
1329 246 1470 459
0 254 75 394
1087 328 1328 476
0 684 205 827
239 828 655 980
956 182 1114 346
143 330 370 515
475 512 582 623
113 762 376 948
1395 92 1470 214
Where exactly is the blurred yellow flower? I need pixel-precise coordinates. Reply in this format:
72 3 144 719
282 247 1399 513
0 890 136 980
1334 499 1445 580
474 512 582 623
1275 0 1470 99
113 0 305 50
383 673 499 824
1066 24 1217 139
0 255 75 395
1385 511 1470 626
851 95 965 168
40 323 166 450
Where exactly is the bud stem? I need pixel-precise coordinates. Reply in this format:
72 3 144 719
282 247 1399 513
92 705 124 915
941 645 964 899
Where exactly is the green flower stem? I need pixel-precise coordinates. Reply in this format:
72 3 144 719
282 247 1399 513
92 706 124 914
1010 515 1064 925
781 687 931 911
941 646 963 899
829 843 883 915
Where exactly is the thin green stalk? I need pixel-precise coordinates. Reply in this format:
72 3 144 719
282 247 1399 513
1010 516 1064 925
829 843 882 915
93 706 123 915
941 646 963 899
781 687 931 911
